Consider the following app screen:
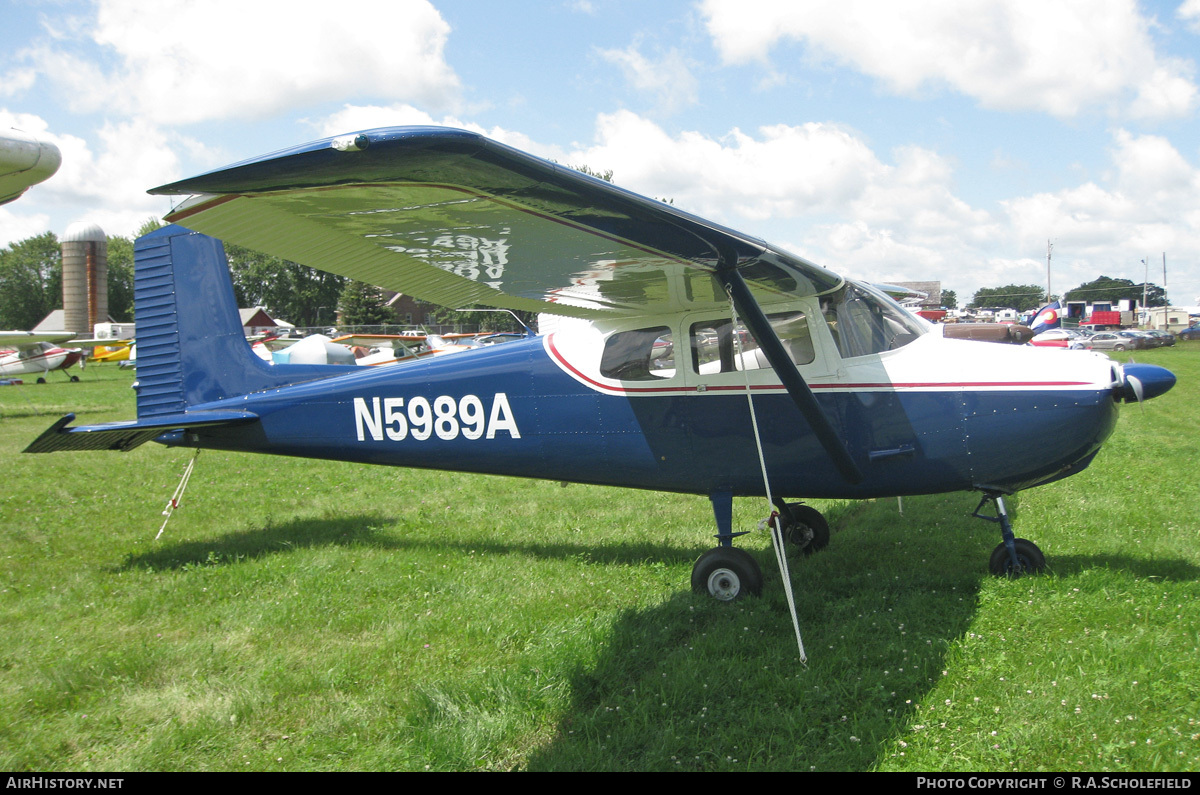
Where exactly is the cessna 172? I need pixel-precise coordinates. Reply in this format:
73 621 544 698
24 126 1176 601
1 332 83 382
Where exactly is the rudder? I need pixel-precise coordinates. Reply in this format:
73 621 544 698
134 225 354 419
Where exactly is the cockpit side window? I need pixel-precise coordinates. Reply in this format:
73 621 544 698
820 282 925 359
690 311 815 375
600 327 675 381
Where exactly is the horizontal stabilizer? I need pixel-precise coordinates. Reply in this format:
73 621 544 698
24 411 259 454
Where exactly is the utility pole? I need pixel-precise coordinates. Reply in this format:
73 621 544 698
1046 240 1053 302
1142 258 1148 327
1162 252 1168 309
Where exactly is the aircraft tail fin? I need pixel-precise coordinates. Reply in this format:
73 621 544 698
134 225 354 419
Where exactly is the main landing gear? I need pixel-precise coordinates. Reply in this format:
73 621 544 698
691 492 831 601
973 492 1046 577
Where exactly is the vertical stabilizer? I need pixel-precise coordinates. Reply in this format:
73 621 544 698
134 225 354 419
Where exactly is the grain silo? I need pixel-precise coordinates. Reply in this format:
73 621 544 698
61 221 107 335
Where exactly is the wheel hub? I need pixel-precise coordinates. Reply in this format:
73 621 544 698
706 567 741 600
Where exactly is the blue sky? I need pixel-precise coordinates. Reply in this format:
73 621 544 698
4 0 1200 305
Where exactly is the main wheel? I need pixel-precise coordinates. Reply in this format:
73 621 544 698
988 538 1046 577
69 375 79 382
778 503 830 555
691 547 763 601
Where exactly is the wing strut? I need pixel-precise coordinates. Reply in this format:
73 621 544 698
719 264 864 485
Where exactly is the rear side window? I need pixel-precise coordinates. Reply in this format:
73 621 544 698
601 327 675 381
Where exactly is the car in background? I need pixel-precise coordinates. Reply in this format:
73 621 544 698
1179 325 1200 341
1143 329 1176 347
1030 329 1087 349
1115 330 1150 350
1083 332 1136 352
1121 330 1159 348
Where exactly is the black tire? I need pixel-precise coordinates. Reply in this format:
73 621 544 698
1114 344 1125 351
779 503 830 555
691 547 763 601
69 375 79 382
988 538 1046 577
36 377 46 384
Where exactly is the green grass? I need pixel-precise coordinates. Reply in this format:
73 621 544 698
0 347 1197 771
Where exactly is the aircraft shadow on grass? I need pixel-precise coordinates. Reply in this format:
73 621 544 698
115 512 704 572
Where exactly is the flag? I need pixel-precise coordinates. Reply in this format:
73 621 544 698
1029 301 1061 334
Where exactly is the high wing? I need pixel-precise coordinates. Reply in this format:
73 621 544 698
153 127 843 319
155 125 862 482
0 331 74 350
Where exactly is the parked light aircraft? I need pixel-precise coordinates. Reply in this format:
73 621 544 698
0 128 61 206
254 331 517 366
25 127 1176 599
1 332 83 382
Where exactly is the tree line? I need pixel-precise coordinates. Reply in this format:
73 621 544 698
0 222 382 331
966 278 1167 313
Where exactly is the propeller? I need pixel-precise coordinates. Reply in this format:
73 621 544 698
1117 362 1174 404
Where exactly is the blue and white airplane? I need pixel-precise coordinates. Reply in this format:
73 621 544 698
25 127 1176 600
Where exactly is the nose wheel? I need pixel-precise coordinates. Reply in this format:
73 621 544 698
987 537 1046 577
974 492 1046 577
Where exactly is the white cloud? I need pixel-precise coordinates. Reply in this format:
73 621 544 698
1180 0 1200 34
597 45 699 115
0 207 54 249
25 0 459 125
0 68 36 98
567 110 883 221
561 111 1005 286
701 0 1198 119
1001 129 1200 290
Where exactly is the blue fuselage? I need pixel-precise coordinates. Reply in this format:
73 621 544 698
174 335 1120 499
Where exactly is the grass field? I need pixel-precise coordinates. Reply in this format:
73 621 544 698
1 346 1197 771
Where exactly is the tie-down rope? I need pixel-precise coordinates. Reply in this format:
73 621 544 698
727 290 807 663
156 449 200 540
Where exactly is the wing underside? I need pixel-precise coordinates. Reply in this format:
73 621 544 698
155 127 843 318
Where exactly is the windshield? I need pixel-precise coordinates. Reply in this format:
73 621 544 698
820 281 927 359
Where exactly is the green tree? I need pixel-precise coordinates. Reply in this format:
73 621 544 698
1064 276 1164 307
969 284 1045 312
105 235 135 323
225 244 346 327
941 289 957 310
425 306 534 333
0 232 61 330
338 280 396 326
103 217 165 323
570 163 614 182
